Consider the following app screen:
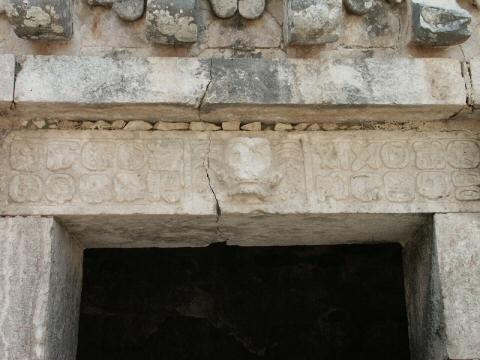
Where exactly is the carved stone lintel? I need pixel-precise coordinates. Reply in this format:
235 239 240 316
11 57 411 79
5 0 73 40
146 0 198 44
410 0 472 47
88 0 145 22
284 0 343 45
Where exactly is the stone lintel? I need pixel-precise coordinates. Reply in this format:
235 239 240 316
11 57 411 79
0 217 82 360
10 55 467 123
13 56 211 122
1 130 479 217
434 213 480 360
0 54 15 111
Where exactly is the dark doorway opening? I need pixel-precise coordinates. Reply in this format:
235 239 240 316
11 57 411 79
76 244 410 360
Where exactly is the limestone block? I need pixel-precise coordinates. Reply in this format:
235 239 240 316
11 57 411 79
434 213 480 359
410 0 472 47
469 57 480 109
14 55 211 121
343 0 373 15
0 54 14 110
0 130 479 217
209 0 265 19
146 0 198 44
5 0 73 40
0 217 83 360
88 0 145 21
202 57 467 122
284 0 343 45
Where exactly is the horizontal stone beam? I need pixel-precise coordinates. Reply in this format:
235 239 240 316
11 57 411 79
0 54 15 111
1 130 479 216
8 55 468 123
13 56 211 122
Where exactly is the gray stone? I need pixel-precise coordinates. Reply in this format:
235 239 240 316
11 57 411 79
0 217 83 360
434 213 480 359
238 0 265 19
89 0 145 21
1 130 479 217
410 0 472 47
0 54 14 110
343 0 373 15
284 0 343 45
14 55 211 122
209 0 237 18
5 0 73 40
202 57 467 123
146 0 198 44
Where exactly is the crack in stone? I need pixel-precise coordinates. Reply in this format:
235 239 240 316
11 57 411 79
205 136 222 222
197 58 213 120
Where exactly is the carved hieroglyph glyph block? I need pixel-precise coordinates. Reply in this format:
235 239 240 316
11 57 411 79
0 130 479 216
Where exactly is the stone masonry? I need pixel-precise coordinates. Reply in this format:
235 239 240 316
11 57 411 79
1 0 480 359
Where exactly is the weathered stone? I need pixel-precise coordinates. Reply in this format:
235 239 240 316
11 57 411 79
1 130 479 217
238 0 265 19
32 119 47 129
222 121 241 131
0 54 14 110
343 0 373 15
274 122 293 131
111 120 127 129
284 0 343 45
190 121 221 131
410 0 472 47
209 0 237 18
469 57 480 109
154 121 190 130
14 56 211 122
146 0 197 44
123 120 153 130
434 213 480 359
307 123 320 130
293 123 309 131
241 122 262 131
88 0 145 21
202 57 467 123
0 217 83 360
5 0 73 40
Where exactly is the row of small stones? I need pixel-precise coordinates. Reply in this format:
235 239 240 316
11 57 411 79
25 119 365 131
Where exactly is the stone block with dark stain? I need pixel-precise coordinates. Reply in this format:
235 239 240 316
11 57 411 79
5 0 73 40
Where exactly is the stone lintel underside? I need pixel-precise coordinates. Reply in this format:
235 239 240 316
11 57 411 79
6 55 468 123
1 130 479 217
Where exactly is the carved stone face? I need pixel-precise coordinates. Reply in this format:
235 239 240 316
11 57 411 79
221 138 280 202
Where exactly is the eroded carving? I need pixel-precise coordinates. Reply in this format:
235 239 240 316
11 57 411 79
446 141 480 169
79 174 113 203
384 171 415 202
45 174 75 204
10 141 43 172
9 175 43 203
417 171 450 200
413 141 445 169
47 142 79 171
82 142 115 171
351 173 383 202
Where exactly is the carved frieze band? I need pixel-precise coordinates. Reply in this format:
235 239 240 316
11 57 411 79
1 131 479 215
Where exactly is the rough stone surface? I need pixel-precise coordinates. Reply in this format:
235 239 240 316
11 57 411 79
202 57 466 123
284 0 343 45
0 54 14 110
403 223 447 360
5 0 73 40
343 0 373 15
0 130 479 217
241 122 262 131
146 0 198 44
410 0 472 47
123 120 153 130
88 0 145 21
190 122 221 131
434 213 480 360
0 217 83 360
469 57 480 109
154 121 190 130
14 56 211 122
209 0 237 18
238 0 265 19
222 121 241 131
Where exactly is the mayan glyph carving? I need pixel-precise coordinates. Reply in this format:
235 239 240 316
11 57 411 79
1 131 479 215
209 0 265 19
